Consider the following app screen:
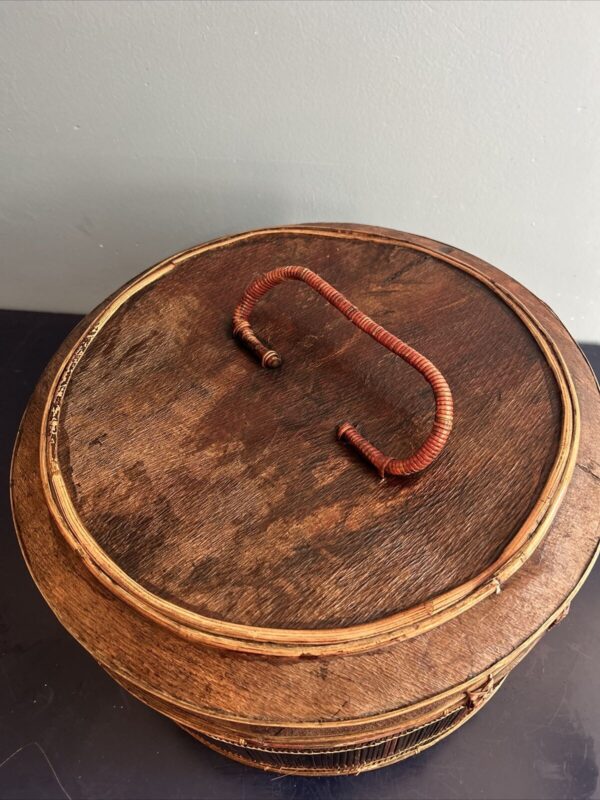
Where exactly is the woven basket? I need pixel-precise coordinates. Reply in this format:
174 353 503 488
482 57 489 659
11 224 600 775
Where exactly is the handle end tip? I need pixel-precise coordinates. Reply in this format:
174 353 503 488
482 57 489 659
337 421 354 440
262 350 282 369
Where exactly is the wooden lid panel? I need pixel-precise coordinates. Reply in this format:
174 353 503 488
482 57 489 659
52 230 564 629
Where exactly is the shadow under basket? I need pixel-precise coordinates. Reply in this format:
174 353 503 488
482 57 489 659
10 224 600 775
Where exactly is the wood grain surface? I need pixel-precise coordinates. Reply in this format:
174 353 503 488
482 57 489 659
52 230 563 629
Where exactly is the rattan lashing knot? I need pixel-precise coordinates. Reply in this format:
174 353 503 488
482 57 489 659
466 675 495 710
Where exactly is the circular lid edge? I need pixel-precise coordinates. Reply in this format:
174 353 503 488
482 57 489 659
38 225 580 655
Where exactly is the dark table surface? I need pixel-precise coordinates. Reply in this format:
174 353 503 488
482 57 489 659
1 308 599 800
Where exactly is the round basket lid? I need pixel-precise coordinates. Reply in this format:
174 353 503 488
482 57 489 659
41 225 578 653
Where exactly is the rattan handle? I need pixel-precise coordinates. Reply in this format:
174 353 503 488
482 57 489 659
232 266 453 478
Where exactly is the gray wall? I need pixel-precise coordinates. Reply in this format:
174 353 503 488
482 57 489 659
1 0 599 340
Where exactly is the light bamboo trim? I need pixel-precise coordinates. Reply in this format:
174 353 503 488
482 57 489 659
105 667 469 752
185 705 464 755
92 535 598 736
185 688 501 777
37 226 580 656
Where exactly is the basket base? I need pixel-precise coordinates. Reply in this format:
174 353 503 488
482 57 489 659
179 683 504 777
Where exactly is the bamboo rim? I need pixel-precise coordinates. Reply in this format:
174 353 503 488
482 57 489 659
13 439 598 737
184 687 501 776
97 543 594 733
38 226 580 656
187 706 463 754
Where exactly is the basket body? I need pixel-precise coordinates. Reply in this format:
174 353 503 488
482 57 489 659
11 225 600 775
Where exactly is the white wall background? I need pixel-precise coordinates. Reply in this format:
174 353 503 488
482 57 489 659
1 0 599 339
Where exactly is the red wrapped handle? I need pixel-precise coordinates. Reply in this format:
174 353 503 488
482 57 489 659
232 266 453 478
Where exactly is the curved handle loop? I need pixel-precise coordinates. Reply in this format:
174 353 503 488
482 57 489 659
232 266 453 478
